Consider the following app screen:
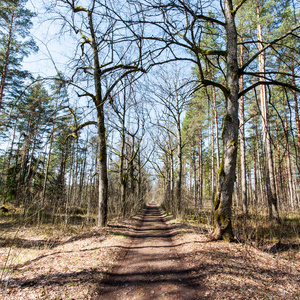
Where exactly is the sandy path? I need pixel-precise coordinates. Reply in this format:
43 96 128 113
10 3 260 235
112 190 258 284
94 204 206 299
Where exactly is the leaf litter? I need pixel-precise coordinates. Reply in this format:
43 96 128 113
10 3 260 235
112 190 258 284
0 213 299 300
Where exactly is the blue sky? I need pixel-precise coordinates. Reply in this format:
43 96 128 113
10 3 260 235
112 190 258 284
23 1 75 79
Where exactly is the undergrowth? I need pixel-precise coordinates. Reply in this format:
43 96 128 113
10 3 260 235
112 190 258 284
182 205 300 261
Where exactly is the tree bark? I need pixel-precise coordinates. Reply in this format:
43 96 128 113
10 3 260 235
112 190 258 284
256 5 280 223
97 106 108 227
0 13 14 110
239 41 247 217
284 110 295 210
292 65 300 168
170 149 174 214
193 145 197 209
198 128 203 209
253 147 258 207
212 84 220 170
275 123 284 208
86 9 108 227
176 93 182 215
213 0 239 241
119 95 126 217
211 98 215 208
254 115 265 206
4 121 17 201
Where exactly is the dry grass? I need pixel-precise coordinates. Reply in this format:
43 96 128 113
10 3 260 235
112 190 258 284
231 209 300 263
0 206 299 300
170 217 300 299
0 216 137 300
185 206 300 257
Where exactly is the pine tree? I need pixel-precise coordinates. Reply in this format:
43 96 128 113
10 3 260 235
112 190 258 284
0 0 37 110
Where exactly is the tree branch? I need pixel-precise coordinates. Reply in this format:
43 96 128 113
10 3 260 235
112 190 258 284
239 80 300 98
240 25 300 73
231 0 248 16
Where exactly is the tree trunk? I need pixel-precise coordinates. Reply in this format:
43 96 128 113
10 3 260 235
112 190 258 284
212 84 220 170
189 155 192 192
198 126 203 209
193 145 197 209
26 128 38 183
97 107 108 227
18 120 31 198
176 103 182 215
42 132 54 207
292 64 300 169
284 111 295 210
170 150 174 214
129 136 135 194
65 147 74 224
213 0 239 241
253 148 258 207
291 157 299 208
239 41 247 217
137 151 142 206
120 101 126 217
211 99 215 208
256 5 280 223
87 174 92 224
87 9 108 227
79 148 87 206
248 166 253 207
40 124 55 224
254 116 265 206
71 139 79 206
275 123 284 209
4 121 17 201
0 13 14 110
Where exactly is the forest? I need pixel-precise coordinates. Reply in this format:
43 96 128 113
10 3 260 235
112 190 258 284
0 0 300 299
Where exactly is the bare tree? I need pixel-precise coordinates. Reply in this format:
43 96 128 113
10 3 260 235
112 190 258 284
51 0 146 226
150 65 190 216
130 0 300 239
108 77 145 217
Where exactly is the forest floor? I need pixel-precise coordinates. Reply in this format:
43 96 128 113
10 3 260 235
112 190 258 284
0 204 299 299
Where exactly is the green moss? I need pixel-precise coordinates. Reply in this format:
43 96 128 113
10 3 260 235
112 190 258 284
223 114 232 122
218 161 225 177
199 49 228 56
220 215 234 242
200 49 212 55
74 6 86 12
214 197 220 210
220 213 230 226
122 174 128 183
112 233 128 238
223 232 232 242
228 140 237 147
222 115 233 139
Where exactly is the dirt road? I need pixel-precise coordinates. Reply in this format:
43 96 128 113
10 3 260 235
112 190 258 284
94 204 206 299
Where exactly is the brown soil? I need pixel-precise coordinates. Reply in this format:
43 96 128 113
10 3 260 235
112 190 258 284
93 204 205 299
